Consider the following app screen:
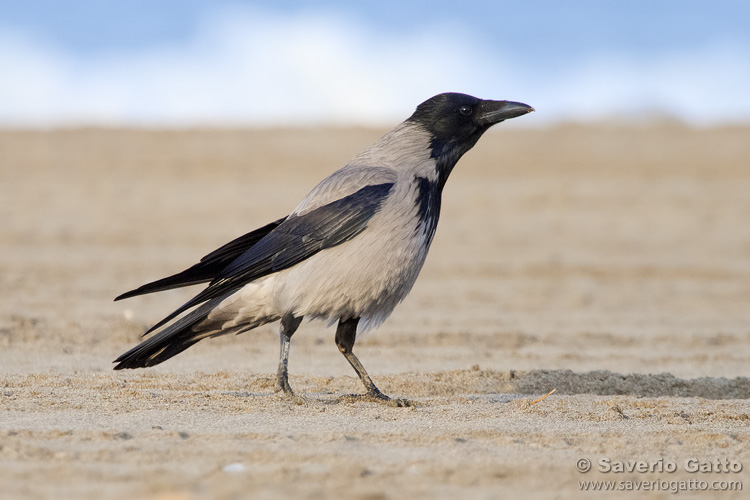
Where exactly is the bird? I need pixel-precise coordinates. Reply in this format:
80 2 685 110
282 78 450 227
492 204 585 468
113 92 534 403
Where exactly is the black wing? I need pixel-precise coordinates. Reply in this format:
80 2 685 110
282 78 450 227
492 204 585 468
141 182 394 334
115 217 287 301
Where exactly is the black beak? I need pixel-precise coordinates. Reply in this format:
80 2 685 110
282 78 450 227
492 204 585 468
476 100 534 126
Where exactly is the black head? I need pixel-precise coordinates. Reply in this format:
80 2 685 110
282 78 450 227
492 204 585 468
407 92 533 188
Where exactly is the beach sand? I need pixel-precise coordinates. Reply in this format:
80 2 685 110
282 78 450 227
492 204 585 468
1 124 749 499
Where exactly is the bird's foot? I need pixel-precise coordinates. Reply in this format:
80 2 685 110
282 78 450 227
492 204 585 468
275 369 294 394
338 390 414 407
274 382 293 395
274 384 306 405
275 377 306 404
381 396 414 408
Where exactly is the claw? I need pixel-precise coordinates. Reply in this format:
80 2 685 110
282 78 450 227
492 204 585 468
338 392 415 407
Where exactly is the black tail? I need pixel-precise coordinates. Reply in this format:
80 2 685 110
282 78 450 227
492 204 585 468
113 298 224 369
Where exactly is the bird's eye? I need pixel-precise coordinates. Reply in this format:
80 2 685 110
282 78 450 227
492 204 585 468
458 105 473 116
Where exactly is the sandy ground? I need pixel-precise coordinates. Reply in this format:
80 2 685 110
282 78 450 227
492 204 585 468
1 124 750 499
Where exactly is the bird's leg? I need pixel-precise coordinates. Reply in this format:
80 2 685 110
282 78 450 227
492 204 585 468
276 314 302 395
334 317 390 400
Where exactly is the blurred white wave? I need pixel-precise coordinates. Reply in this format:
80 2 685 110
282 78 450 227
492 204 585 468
0 8 747 127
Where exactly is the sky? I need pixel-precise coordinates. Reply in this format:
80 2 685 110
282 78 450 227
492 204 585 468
0 0 748 127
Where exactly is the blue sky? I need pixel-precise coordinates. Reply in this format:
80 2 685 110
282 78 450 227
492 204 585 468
1 0 748 126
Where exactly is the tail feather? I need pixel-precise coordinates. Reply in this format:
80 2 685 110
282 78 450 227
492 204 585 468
113 298 226 369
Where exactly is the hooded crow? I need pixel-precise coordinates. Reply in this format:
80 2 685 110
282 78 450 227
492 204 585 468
114 93 534 402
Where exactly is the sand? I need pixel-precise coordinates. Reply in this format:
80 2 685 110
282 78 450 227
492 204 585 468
1 124 750 499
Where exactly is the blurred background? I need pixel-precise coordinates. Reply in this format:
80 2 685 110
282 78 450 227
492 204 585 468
1 0 748 127
3 5 750 497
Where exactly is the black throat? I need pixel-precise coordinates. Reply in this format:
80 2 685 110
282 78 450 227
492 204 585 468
414 175 441 239
429 132 484 192
414 130 486 238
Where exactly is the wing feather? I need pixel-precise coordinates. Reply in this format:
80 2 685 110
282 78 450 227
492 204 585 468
141 182 394 334
115 217 287 300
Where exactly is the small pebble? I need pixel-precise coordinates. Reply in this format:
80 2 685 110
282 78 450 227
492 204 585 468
223 463 246 473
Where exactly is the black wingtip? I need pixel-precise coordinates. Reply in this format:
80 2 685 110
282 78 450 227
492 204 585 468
114 217 288 302
114 281 180 301
113 277 206 302
114 290 137 302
